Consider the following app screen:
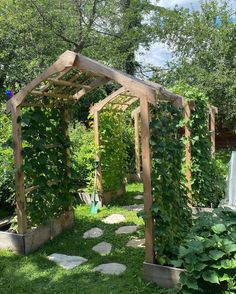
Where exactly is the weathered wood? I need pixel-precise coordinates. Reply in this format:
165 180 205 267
134 111 141 177
94 110 103 192
31 90 76 100
90 87 127 114
184 101 192 202
143 262 184 288
6 51 77 112
140 98 154 264
11 106 27 234
73 76 110 100
0 216 13 229
48 78 92 89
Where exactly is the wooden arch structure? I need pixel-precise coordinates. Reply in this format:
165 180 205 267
6 50 217 262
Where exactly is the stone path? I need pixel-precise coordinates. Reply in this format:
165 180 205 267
133 195 143 200
121 204 144 211
48 253 87 269
102 214 126 224
92 242 112 256
126 238 145 248
115 225 137 235
49 194 144 274
93 263 126 275
83 227 103 239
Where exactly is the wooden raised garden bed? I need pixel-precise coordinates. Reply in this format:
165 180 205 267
0 209 74 255
102 183 126 204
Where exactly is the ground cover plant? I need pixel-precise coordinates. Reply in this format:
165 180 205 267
172 208 236 293
0 184 176 294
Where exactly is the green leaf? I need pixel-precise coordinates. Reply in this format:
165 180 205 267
211 224 227 234
202 270 219 284
209 249 225 260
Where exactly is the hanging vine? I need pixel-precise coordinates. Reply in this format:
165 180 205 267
150 102 192 265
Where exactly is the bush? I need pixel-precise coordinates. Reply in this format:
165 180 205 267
172 209 236 293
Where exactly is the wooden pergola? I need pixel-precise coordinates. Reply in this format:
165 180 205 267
6 50 217 263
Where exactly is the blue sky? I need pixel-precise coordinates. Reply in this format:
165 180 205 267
137 0 236 67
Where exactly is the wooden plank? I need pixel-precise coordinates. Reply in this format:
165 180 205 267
184 101 192 202
94 110 103 192
134 111 141 177
73 76 110 100
6 51 77 112
31 91 76 100
121 97 139 111
143 262 184 288
47 78 92 89
90 87 127 114
209 107 216 158
140 98 154 264
11 106 27 234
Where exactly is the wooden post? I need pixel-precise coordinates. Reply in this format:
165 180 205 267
11 106 27 234
184 101 192 202
140 98 154 264
134 111 141 178
209 107 216 158
94 110 103 193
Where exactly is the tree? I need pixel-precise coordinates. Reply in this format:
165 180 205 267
151 0 236 131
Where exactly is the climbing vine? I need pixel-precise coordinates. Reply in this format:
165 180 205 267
21 106 74 227
99 106 130 192
172 83 225 206
150 102 192 265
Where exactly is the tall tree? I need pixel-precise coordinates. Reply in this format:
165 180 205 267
151 0 236 130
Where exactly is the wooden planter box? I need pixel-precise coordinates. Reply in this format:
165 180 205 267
102 183 126 204
0 209 74 255
143 262 184 288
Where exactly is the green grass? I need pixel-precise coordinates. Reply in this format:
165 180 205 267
0 184 175 294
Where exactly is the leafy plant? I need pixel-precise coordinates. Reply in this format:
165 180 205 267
150 102 192 264
99 106 130 192
172 83 225 207
172 208 236 293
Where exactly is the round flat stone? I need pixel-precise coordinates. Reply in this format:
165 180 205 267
134 195 143 200
93 263 126 275
121 204 144 211
48 253 87 270
92 242 112 256
115 225 137 234
83 228 103 239
102 214 126 224
126 238 145 248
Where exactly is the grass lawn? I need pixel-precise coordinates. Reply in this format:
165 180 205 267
0 183 175 294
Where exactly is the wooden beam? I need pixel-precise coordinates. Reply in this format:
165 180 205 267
6 51 77 112
90 87 127 114
94 110 103 193
74 54 157 105
140 98 154 264
73 76 110 100
31 91 76 100
134 110 141 177
11 106 27 234
184 101 192 203
47 78 92 90
122 97 139 111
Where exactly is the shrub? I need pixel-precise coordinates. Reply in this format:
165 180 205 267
172 209 236 293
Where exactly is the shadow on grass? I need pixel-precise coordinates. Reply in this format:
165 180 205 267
0 203 175 294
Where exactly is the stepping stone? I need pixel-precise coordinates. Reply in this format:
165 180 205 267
93 263 126 275
126 238 145 248
134 195 143 200
48 253 87 270
121 204 144 211
83 228 103 239
92 242 112 256
115 225 137 234
102 214 126 224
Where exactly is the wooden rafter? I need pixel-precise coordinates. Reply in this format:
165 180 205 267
31 91 76 100
47 78 92 89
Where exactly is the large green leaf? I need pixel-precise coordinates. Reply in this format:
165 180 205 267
202 270 219 284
